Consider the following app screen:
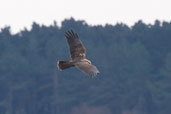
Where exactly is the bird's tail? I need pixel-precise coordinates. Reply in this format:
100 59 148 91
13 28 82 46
57 61 74 70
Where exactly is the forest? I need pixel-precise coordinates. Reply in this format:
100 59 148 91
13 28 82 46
0 18 171 114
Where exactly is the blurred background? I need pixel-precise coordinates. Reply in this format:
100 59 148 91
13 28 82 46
0 0 171 114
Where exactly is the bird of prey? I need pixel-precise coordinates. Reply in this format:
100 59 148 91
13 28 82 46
57 30 99 77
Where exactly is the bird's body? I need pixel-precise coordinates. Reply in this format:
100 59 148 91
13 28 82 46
57 30 99 77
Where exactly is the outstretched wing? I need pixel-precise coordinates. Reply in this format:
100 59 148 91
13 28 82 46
75 62 100 77
65 30 86 60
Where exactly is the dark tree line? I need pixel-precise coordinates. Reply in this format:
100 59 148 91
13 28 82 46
0 18 171 114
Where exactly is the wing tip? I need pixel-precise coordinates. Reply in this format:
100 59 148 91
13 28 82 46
87 69 100 77
65 29 79 39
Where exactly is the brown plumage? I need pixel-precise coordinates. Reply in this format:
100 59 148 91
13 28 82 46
57 30 99 77
57 61 74 70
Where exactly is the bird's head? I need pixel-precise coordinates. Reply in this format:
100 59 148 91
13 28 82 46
86 59 91 64
81 59 91 64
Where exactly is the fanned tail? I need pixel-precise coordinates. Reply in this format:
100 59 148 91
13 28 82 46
57 61 74 70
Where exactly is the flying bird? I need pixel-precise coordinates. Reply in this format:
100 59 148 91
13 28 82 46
57 30 99 77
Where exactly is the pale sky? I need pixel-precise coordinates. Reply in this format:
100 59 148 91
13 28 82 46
0 0 171 33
